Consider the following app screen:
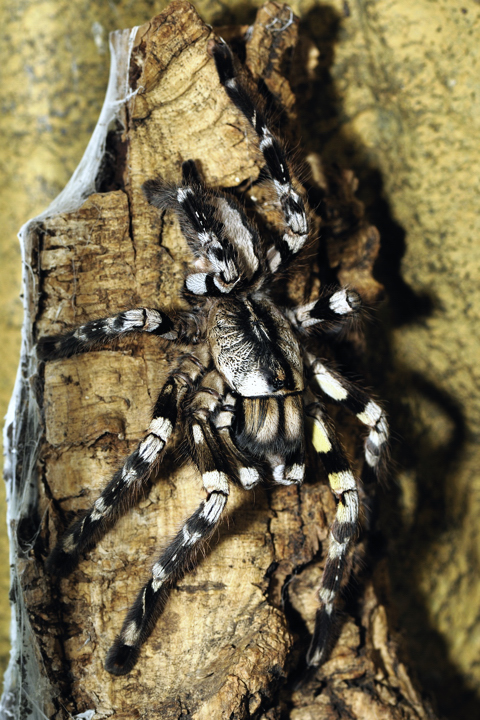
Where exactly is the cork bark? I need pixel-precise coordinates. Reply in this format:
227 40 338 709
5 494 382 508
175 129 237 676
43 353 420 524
23 2 436 718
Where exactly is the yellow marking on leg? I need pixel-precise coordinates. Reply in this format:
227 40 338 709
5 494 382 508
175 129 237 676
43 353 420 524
357 400 382 426
328 470 356 493
312 419 332 454
315 370 348 401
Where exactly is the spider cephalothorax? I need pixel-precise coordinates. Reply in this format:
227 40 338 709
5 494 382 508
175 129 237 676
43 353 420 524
41 38 388 676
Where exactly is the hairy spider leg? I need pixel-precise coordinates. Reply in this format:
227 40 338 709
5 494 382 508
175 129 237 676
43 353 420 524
143 161 265 296
213 389 264 490
105 373 232 676
305 400 359 666
46 354 208 577
186 371 233 495
37 307 182 358
305 353 389 478
212 40 309 273
178 160 267 292
287 286 362 333
105 490 227 676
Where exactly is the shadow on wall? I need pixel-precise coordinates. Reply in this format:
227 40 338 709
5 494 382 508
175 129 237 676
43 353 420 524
208 1 474 716
294 4 473 720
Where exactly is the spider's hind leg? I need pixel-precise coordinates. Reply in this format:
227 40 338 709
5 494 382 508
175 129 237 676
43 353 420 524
105 488 228 676
105 371 233 676
305 399 359 666
46 353 208 577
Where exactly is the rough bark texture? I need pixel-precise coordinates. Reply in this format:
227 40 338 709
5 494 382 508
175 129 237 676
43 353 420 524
22 2 437 718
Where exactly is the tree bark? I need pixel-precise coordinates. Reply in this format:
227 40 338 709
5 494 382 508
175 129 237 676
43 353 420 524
8 2 438 718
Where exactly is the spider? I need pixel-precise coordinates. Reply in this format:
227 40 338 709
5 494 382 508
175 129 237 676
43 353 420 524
41 38 388 676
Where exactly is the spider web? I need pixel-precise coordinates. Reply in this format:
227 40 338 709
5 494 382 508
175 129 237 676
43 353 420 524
0 25 139 720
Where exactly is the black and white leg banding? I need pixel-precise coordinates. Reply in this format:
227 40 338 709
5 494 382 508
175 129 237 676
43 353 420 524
144 163 264 296
306 401 359 666
46 355 207 577
104 371 235 676
212 40 309 272
144 174 235 295
105 489 228 676
287 287 362 332
46 379 181 577
306 354 389 476
37 307 178 358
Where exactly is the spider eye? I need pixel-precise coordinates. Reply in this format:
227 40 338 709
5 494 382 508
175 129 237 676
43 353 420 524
271 377 284 390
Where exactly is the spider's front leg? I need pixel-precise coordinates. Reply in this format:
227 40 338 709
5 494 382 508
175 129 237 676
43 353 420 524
46 353 208 577
143 159 265 296
37 306 198 359
105 371 232 676
212 39 309 273
287 286 362 333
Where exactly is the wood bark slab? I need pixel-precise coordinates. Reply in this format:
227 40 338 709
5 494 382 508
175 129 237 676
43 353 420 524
12 2 438 718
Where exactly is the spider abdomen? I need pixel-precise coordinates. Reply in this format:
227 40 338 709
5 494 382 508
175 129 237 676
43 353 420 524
235 393 305 484
237 394 304 449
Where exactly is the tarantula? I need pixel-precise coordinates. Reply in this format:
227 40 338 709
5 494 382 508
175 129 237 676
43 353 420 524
42 39 388 676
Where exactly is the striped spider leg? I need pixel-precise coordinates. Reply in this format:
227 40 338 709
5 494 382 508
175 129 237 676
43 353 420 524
302 354 389 666
46 352 209 577
105 490 228 675
305 353 389 479
304 396 360 666
211 39 309 274
143 158 268 298
37 306 195 359
286 285 362 334
106 370 234 675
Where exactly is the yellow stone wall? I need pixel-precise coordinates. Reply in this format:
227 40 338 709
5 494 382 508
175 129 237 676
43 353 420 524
1 1 479 717
308 4 480 717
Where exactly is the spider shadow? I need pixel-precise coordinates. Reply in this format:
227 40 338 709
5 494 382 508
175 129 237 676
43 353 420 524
210 1 477 717
291 4 475 719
